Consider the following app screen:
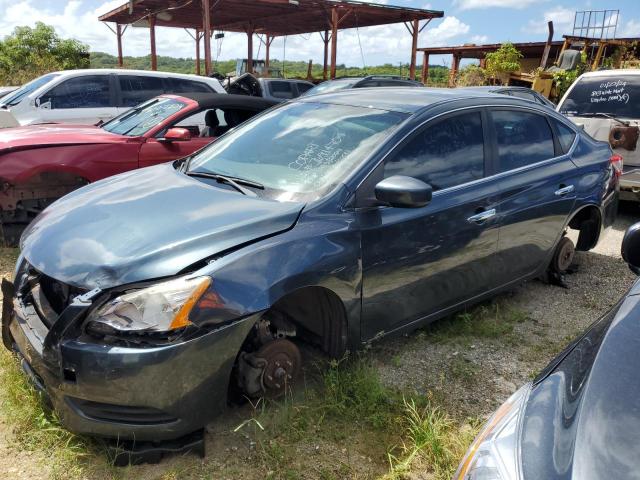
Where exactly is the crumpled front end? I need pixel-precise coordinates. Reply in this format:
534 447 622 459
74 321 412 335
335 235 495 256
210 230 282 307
1 258 257 442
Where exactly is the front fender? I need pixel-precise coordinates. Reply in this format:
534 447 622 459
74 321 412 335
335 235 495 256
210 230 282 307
195 205 362 350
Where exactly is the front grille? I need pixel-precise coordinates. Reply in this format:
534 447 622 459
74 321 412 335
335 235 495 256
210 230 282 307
67 398 178 425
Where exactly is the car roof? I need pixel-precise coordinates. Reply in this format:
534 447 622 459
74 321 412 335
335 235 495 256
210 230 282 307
261 78 314 84
578 69 640 78
461 86 533 93
48 68 219 81
168 92 279 110
297 87 521 114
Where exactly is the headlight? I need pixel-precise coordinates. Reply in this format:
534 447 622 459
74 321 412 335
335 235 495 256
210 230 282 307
86 276 212 334
454 384 530 480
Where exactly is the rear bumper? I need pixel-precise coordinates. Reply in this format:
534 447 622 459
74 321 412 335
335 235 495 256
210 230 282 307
620 167 640 200
2 280 256 441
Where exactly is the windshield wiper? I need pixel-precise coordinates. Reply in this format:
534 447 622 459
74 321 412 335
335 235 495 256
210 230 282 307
185 171 262 197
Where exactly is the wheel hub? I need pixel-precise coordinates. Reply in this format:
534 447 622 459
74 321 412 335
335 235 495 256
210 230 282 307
256 338 301 397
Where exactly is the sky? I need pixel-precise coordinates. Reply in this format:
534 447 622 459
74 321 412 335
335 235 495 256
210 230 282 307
0 0 639 67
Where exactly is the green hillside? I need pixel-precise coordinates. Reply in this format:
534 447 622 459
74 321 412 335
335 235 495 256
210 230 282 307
90 51 450 84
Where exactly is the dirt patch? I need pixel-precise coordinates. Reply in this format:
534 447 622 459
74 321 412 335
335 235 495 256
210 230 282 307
0 206 637 479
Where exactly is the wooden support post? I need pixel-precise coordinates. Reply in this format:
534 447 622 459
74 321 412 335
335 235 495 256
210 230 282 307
265 35 271 77
322 30 329 80
421 52 429 85
540 21 554 69
203 0 212 76
330 9 338 79
195 28 201 75
247 23 254 74
592 43 605 71
116 24 124 68
149 15 157 71
449 53 460 87
409 19 419 81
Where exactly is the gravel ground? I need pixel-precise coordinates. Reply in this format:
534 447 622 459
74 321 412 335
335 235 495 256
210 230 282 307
0 205 637 479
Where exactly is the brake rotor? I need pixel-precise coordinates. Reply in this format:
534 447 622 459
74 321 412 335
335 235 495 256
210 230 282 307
553 237 575 273
256 338 301 398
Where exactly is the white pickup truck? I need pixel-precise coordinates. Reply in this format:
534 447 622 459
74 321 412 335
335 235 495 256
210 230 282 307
558 69 640 201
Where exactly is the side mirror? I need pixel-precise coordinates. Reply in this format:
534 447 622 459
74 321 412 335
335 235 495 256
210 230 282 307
374 175 432 209
161 127 191 142
622 222 640 275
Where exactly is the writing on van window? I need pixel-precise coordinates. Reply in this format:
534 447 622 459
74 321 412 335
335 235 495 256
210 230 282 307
590 80 630 105
289 131 349 172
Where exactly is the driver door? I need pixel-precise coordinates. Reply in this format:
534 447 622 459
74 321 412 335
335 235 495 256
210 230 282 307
138 109 218 168
359 109 501 340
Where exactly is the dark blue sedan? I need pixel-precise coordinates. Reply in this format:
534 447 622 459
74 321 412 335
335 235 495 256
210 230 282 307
2 88 619 451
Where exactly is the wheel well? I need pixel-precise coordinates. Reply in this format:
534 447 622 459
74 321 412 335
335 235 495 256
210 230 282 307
568 205 602 251
268 286 348 359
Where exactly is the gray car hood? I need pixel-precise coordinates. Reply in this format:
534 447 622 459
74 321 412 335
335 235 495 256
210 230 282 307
20 163 304 289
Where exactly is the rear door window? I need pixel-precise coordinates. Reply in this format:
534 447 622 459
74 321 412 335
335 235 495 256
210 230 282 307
491 110 555 172
41 75 112 109
559 75 640 118
119 75 165 107
169 78 213 94
385 111 485 191
552 119 577 154
269 81 295 99
296 82 313 94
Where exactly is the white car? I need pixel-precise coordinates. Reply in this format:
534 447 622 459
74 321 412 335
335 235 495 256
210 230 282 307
557 69 640 200
0 69 226 127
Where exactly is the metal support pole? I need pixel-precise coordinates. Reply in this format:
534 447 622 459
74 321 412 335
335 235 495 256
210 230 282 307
203 0 212 76
409 19 419 80
449 53 460 87
265 35 274 78
322 30 329 80
421 52 429 84
247 23 254 74
149 15 157 71
330 9 338 79
195 28 201 75
540 21 554 69
116 24 124 68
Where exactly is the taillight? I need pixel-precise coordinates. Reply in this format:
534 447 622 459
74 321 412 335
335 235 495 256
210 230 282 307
610 154 623 178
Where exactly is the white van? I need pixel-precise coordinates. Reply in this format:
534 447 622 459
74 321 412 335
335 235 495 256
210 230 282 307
0 69 226 126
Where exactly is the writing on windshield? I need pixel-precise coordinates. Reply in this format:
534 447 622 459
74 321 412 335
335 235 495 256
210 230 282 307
560 76 639 118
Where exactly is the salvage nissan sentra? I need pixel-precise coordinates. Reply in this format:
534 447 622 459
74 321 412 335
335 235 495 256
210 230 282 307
1 88 619 453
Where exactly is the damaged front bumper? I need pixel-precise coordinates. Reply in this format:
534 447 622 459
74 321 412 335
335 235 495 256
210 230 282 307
1 278 257 442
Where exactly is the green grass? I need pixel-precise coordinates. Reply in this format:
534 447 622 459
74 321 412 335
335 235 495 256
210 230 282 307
0 349 100 479
426 301 528 345
384 399 479 480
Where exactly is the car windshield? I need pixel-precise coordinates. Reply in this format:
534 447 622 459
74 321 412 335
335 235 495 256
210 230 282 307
102 97 187 136
188 101 408 201
304 79 361 96
559 75 640 118
0 73 60 107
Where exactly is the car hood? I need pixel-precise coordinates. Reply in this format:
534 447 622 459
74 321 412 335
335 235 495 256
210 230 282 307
521 288 640 480
0 123 128 152
20 163 304 290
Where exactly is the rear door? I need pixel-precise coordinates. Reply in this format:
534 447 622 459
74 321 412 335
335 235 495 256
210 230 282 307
359 109 502 340
116 75 166 113
36 74 117 124
491 108 580 283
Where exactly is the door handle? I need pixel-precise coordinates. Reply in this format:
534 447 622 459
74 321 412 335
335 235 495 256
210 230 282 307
467 208 496 224
555 185 575 196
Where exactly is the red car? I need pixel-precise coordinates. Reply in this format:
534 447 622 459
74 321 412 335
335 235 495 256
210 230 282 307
0 93 276 244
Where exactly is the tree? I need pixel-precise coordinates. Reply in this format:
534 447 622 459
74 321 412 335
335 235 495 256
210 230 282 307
0 23 89 85
484 42 523 85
